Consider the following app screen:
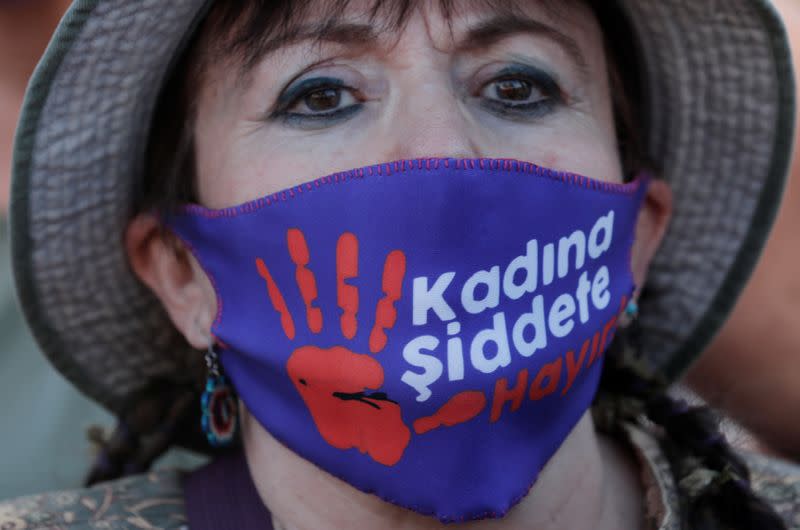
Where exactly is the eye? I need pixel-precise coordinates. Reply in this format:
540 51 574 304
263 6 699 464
288 84 359 114
272 76 364 128
476 65 564 120
483 78 540 103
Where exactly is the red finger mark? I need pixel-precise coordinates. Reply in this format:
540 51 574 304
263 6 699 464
287 229 323 333
413 391 487 435
256 258 296 340
369 250 406 353
337 233 359 340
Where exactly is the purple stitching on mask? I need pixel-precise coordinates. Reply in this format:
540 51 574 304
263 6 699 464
622 172 652 298
175 158 646 220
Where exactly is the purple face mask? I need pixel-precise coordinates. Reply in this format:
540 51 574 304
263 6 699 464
167 158 649 522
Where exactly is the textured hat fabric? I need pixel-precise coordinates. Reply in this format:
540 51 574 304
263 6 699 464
10 0 795 419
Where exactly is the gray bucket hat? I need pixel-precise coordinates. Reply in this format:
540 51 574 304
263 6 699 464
10 0 795 422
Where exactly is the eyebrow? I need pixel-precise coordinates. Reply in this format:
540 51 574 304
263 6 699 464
458 14 589 74
245 13 588 76
252 22 380 61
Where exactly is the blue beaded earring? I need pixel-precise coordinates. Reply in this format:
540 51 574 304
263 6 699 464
618 298 640 328
201 345 239 448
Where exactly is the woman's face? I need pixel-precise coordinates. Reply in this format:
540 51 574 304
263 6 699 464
192 0 622 209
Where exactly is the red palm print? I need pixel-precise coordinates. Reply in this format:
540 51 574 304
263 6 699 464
256 229 487 466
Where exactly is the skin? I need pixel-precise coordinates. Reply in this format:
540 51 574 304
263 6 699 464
685 0 800 460
126 1 673 528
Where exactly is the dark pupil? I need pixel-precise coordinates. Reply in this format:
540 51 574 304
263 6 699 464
495 79 532 101
305 88 341 112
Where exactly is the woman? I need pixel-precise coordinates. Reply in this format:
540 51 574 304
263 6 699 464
2 0 798 529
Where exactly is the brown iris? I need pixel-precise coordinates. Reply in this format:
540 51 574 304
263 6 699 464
305 88 342 112
495 79 533 101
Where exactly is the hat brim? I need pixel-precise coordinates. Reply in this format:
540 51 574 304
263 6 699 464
11 0 795 419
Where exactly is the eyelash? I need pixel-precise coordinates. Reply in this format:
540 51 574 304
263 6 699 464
270 66 565 128
476 65 565 121
270 77 364 128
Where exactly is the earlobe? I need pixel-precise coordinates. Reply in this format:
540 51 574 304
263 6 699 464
631 179 673 292
125 214 216 349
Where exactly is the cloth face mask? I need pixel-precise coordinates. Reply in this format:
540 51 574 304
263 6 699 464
167 158 650 522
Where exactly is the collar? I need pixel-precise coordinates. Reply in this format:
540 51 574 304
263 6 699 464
621 423 681 530
184 451 274 530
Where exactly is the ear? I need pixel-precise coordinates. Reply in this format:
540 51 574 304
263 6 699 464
125 213 217 350
630 179 673 294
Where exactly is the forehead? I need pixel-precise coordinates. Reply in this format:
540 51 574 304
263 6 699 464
199 0 600 75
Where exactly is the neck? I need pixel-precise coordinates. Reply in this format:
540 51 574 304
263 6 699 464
243 411 644 530
0 0 69 212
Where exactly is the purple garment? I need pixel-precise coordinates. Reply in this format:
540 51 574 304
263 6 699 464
168 158 649 521
184 452 274 530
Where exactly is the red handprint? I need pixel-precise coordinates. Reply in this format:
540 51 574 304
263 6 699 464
256 229 486 466
287 345 409 465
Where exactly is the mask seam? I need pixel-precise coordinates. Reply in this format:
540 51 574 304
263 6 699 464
625 174 652 301
176 158 643 220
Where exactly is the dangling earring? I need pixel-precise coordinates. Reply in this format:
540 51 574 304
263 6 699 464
618 298 639 328
201 344 239 448
614 297 649 367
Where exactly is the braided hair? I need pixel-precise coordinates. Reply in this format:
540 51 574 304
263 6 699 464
84 379 210 487
594 321 788 530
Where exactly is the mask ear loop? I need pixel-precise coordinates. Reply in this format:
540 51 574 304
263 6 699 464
202 344 240 448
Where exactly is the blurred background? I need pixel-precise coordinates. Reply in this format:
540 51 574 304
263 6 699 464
0 0 203 499
0 0 797 499
0 0 113 499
